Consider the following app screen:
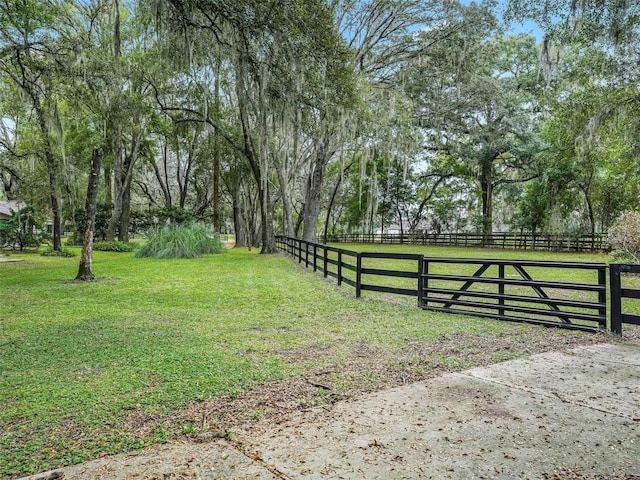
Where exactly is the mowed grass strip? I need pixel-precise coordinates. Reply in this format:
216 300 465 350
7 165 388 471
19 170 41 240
0 246 615 477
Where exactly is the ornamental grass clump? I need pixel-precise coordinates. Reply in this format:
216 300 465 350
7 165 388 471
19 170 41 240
135 223 224 259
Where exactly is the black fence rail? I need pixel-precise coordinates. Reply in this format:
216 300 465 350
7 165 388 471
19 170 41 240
323 232 608 252
420 258 607 332
277 236 611 334
609 264 640 335
277 236 422 299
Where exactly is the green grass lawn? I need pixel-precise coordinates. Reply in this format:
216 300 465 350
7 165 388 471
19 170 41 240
0 245 629 477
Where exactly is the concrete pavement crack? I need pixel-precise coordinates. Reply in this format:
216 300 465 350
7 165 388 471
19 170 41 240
225 437 294 480
458 372 634 421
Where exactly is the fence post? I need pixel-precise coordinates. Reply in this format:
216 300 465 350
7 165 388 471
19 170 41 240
323 246 328 277
422 260 429 308
356 253 362 298
337 251 343 286
609 264 623 335
417 255 424 308
305 242 309 267
298 240 302 263
598 267 607 330
498 264 505 318
313 244 318 272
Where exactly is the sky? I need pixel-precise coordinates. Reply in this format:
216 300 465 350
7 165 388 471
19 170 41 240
461 0 546 41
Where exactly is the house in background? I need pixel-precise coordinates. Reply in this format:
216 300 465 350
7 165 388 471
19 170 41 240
375 224 402 235
0 201 58 236
0 200 24 221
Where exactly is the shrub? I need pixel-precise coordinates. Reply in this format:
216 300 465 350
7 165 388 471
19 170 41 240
608 210 640 263
0 205 43 250
93 241 135 252
70 203 113 244
143 206 195 229
134 223 224 259
40 247 76 257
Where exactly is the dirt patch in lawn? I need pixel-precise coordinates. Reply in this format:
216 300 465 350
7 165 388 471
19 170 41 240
124 327 613 443
62 277 121 284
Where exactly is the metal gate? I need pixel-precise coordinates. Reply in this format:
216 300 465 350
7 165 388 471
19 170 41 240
419 257 607 333
609 264 640 335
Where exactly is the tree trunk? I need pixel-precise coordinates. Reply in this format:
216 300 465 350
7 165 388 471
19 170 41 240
324 161 353 243
104 167 112 206
397 203 404 237
109 127 143 241
213 57 222 232
46 159 63 251
583 186 596 235
76 148 103 281
253 224 263 249
106 123 123 241
324 184 340 243
242 188 259 250
179 148 194 209
258 182 277 252
302 136 333 242
0 170 19 200
480 159 493 245
275 156 295 237
294 203 305 238
213 143 221 231
232 184 247 247
33 99 62 251
235 58 277 254
151 140 172 206
118 184 131 242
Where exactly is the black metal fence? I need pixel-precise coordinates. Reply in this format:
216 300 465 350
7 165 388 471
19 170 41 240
609 264 640 335
421 257 607 332
278 236 422 299
323 232 608 252
277 236 613 334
